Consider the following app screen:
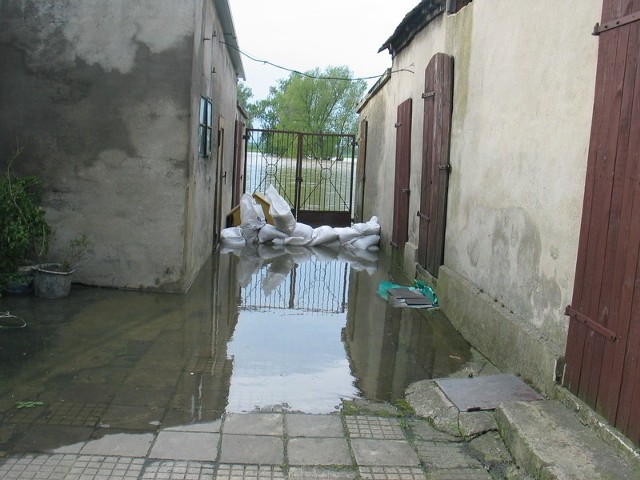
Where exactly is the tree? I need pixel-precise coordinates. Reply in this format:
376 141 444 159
255 66 366 135
237 82 258 128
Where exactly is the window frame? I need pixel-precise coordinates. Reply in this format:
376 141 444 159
198 96 214 157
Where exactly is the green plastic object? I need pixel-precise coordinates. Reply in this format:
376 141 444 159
377 280 438 307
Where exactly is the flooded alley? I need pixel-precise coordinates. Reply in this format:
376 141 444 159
0 247 474 454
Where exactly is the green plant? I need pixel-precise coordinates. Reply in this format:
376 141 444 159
0 145 51 287
60 233 90 272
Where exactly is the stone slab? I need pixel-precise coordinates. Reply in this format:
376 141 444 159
288 437 352 466
286 414 345 437
219 434 284 465
223 413 284 436
80 432 154 457
149 431 219 461
496 400 640 479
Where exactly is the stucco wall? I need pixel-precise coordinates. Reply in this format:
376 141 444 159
0 0 240 292
359 0 600 354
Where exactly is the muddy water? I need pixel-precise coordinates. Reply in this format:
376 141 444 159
0 247 471 452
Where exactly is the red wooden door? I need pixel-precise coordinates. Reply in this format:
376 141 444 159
392 99 412 247
564 0 640 444
417 53 453 276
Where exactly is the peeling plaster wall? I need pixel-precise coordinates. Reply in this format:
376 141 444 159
0 0 239 291
358 0 600 358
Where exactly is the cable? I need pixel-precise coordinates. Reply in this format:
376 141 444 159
221 41 414 81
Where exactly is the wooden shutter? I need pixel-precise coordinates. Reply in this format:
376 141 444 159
392 99 412 247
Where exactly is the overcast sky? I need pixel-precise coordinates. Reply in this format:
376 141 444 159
228 0 421 101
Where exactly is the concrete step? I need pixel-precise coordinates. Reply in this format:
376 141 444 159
496 400 640 480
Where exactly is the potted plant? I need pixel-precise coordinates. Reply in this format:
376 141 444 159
33 234 89 299
0 145 51 295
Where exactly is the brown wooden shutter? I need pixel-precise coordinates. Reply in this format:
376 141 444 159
392 99 412 247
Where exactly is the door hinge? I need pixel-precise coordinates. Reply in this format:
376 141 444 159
593 11 640 35
422 91 436 99
417 211 430 221
438 163 452 173
565 305 617 341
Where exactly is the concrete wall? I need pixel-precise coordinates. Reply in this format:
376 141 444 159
0 0 240 292
358 0 601 392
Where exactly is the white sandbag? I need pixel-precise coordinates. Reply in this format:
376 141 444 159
265 184 296 235
349 234 380 250
334 226 361 244
284 222 313 246
352 216 381 236
220 227 246 247
309 225 339 246
258 224 290 243
240 193 266 229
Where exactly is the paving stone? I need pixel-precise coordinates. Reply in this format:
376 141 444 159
359 465 426 479
141 460 216 479
351 439 420 467
407 419 461 442
80 432 153 457
149 431 219 461
163 419 222 433
415 442 482 469
288 466 357 479
100 405 165 431
457 412 497 438
345 416 405 440
288 437 352 466
223 413 284 436
215 463 285 479
286 414 344 437
405 382 461 437
219 434 284 465
425 468 492 480
468 431 513 465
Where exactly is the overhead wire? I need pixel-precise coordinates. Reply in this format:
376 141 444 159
220 41 414 81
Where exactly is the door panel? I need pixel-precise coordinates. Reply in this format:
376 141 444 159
392 99 412 247
417 53 454 276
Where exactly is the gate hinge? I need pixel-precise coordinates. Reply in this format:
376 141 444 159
565 305 617 341
593 11 640 35
422 91 436 99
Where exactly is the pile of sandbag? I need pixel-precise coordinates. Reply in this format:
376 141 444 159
221 185 380 251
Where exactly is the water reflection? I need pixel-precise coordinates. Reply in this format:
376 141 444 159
0 247 471 454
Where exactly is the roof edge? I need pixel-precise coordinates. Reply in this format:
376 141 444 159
214 0 246 80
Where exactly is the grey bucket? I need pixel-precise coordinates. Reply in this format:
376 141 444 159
33 263 74 299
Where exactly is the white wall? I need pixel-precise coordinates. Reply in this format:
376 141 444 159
359 0 601 347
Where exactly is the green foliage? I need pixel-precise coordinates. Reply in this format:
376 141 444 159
237 82 261 129
61 233 90 272
255 66 366 135
0 146 51 287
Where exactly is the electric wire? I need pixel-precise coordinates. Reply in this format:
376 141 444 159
221 41 414 81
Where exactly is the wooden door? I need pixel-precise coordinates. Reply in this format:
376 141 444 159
213 117 225 242
417 53 454 276
564 0 640 444
391 99 412 247
232 119 245 207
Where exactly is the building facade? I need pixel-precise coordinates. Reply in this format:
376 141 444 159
0 0 244 292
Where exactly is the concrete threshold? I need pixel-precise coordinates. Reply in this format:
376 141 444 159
495 400 640 480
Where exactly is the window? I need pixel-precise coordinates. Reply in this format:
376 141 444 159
198 97 213 156
446 0 472 14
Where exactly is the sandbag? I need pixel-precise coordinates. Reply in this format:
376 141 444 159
284 222 313 246
353 216 380 236
220 227 245 247
240 193 266 229
349 234 380 250
309 225 339 246
334 226 361 244
258 224 290 243
265 185 296 235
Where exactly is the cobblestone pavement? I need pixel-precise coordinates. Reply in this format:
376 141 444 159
0 401 525 480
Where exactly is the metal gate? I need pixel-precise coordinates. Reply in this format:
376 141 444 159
564 1 640 444
243 129 356 227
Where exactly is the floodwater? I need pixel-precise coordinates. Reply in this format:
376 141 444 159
0 246 473 453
